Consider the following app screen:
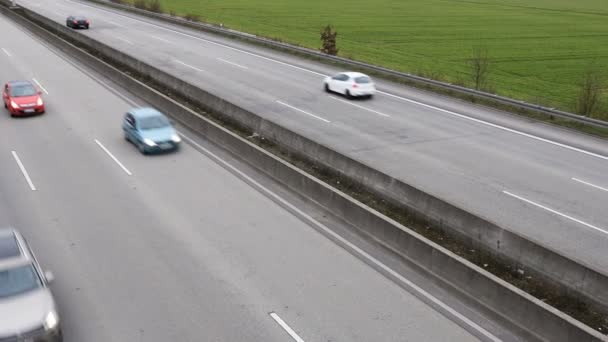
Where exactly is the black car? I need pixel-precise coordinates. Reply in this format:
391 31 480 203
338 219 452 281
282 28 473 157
66 15 90 29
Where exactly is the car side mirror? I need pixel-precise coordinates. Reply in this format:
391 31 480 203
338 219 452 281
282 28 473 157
45 271 55 283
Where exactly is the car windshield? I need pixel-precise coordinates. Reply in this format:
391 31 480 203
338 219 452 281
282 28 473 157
0 263 42 298
139 115 170 130
9 84 37 97
355 76 371 84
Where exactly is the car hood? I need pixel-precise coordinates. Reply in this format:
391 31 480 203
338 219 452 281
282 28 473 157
0 288 55 337
140 126 176 142
12 95 40 105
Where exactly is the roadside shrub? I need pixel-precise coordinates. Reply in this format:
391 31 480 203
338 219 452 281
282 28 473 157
184 13 201 22
147 0 162 13
169 10 176 16
133 0 146 9
109 0 124 4
320 24 338 56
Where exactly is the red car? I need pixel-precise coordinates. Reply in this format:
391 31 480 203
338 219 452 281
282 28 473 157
2 80 45 117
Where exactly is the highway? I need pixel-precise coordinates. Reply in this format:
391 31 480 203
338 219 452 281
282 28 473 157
15 0 608 274
0 10 484 342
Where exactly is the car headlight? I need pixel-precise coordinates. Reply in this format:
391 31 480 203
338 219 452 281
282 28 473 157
143 138 156 146
171 134 181 143
37 97 44 106
44 311 59 330
10 100 19 108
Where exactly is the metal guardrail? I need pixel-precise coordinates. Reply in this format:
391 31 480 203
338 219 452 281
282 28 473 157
82 0 608 129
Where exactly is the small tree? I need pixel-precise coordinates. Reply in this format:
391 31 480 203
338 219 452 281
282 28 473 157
468 45 490 91
320 25 338 56
576 65 603 117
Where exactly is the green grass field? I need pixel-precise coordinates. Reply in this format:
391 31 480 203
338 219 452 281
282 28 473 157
152 0 608 118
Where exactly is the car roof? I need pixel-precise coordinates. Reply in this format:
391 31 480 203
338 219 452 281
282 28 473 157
341 72 369 78
6 80 34 87
0 228 32 271
129 107 166 119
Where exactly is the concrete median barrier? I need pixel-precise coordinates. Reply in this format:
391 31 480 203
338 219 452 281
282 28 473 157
2 4 606 341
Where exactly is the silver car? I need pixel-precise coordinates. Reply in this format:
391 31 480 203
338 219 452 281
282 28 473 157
0 228 62 341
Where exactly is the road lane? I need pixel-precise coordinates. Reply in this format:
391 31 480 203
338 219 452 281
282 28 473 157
17 0 608 273
0 11 482 342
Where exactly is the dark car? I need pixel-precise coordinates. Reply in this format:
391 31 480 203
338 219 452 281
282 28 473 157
66 15 90 29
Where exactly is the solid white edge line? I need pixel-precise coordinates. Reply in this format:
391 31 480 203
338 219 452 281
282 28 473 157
32 78 49 94
116 36 133 44
25 26 141 107
1 48 11 57
276 100 330 123
269 312 305 342
178 132 501 342
174 59 205 72
68 0 608 163
329 96 390 117
376 91 608 161
94 139 132 175
572 178 608 193
216 57 248 69
503 190 607 235
11 151 37 191
67 0 327 77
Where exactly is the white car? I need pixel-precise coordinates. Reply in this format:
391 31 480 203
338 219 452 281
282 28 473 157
324 72 376 98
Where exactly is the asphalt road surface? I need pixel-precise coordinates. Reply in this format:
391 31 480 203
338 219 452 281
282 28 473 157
16 0 608 275
0 10 483 342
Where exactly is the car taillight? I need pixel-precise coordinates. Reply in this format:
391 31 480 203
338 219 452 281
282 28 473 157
73 20 77 24
86 20 90 24
36 97 43 106
352 84 358 88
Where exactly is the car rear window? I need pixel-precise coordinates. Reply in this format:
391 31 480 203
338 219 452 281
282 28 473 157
75 16 86 20
9 84 37 97
139 115 170 130
0 263 42 298
355 76 371 84
0 235 20 259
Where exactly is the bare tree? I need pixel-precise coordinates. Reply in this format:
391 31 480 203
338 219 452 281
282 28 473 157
469 45 490 91
576 65 603 117
320 25 339 56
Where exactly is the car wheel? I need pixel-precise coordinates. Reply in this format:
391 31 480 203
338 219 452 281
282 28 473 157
138 143 147 154
324 83 331 93
124 132 130 142
3 102 6 109
345 90 352 99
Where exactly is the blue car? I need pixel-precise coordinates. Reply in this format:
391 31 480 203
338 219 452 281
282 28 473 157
122 107 181 154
